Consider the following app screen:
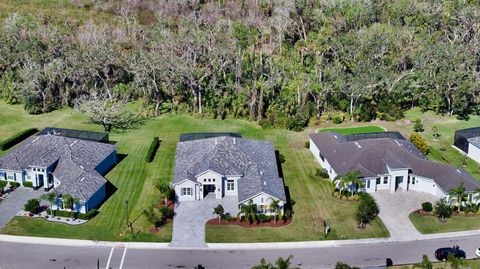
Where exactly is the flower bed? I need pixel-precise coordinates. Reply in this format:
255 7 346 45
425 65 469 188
206 217 292 228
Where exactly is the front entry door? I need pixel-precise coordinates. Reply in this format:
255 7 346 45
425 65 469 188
37 174 44 187
395 176 403 191
203 184 215 198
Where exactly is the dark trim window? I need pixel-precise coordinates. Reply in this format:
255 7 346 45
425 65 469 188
376 178 381 185
411 176 415 185
319 152 325 162
181 187 192 196
383 177 388 184
227 180 234 191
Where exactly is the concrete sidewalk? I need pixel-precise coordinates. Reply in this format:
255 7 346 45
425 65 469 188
1 228 480 250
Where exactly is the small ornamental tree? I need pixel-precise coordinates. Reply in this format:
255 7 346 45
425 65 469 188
432 126 440 141
213 204 224 223
413 118 424 132
410 133 430 155
434 198 452 221
356 193 379 228
24 198 40 214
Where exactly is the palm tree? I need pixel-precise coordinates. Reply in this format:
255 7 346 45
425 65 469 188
334 171 363 197
449 182 466 213
62 194 80 219
270 199 280 223
251 256 299 269
41 191 57 218
238 199 257 224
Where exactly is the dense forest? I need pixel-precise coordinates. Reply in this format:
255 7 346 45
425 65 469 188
0 0 479 131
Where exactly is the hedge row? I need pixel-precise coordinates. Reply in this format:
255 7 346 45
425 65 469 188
0 128 38 151
0 180 20 188
46 209 97 220
145 137 160 163
23 181 33 188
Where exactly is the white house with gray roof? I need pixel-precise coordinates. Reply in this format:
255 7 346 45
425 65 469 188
309 132 480 203
454 127 480 165
171 134 286 215
0 128 117 214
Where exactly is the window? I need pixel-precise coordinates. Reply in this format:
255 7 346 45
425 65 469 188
383 177 388 184
33 168 36 171
376 178 381 185
319 153 325 162
0 171 5 179
411 177 415 185
212 178 215 182
7 175 14 180
181 187 192 196
261 198 264 203
208 178 211 182
204 179 206 182
227 180 234 191
367 180 370 188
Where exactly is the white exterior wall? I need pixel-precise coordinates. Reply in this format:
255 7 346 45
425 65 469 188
196 170 223 199
309 138 337 180
387 167 409 192
246 193 285 216
175 180 199 201
408 175 440 197
375 175 391 191
468 143 480 164
224 176 239 197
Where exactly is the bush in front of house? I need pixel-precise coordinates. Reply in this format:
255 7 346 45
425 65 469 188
421 202 433 212
0 128 38 151
23 181 33 188
356 193 379 227
304 141 310 148
159 207 174 219
24 198 40 213
315 168 329 179
145 137 160 163
0 180 7 188
434 198 452 221
256 214 272 223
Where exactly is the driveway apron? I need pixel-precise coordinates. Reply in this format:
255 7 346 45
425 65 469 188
0 187 44 228
170 196 239 248
371 190 437 240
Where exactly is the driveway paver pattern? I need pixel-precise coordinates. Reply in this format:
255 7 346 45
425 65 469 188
0 187 44 228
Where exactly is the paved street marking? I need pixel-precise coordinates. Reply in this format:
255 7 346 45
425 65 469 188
105 247 115 269
119 248 128 269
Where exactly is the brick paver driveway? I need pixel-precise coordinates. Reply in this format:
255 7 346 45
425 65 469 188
170 195 239 248
371 190 437 240
0 187 44 228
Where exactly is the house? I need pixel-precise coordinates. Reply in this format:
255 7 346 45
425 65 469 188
0 128 117 214
309 131 480 202
454 127 480 164
171 133 286 215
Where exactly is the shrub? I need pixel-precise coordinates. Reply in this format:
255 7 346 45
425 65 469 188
258 118 273 129
159 207 174 219
356 193 379 227
413 118 424 132
421 202 433 212
10 182 20 188
0 128 38 151
257 214 270 223
145 137 160 163
24 199 40 213
410 133 430 155
435 198 452 221
77 209 98 220
304 141 310 148
23 181 33 188
0 180 7 188
315 168 329 178
332 115 343 124
224 215 234 222
278 153 286 164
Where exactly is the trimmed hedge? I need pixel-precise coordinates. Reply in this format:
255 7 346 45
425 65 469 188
1 180 20 188
0 180 7 188
0 128 38 151
145 137 160 163
46 208 98 220
23 181 33 188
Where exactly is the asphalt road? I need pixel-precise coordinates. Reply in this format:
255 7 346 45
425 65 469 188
0 235 479 269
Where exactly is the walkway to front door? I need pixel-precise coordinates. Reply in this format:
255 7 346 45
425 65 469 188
170 195 239 248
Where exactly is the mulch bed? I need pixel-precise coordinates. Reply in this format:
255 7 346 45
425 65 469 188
206 218 292 228
148 199 175 233
412 209 480 217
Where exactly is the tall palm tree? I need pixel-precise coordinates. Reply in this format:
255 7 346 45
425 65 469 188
238 199 257 223
270 199 280 223
62 194 80 218
449 182 466 213
41 190 57 218
334 171 363 196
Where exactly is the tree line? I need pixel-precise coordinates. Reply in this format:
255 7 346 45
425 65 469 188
0 0 479 131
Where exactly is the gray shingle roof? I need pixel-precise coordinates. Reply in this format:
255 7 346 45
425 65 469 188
173 136 286 202
0 133 116 201
310 132 480 192
468 137 480 149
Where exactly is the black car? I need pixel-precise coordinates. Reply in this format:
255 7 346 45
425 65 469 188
435 246 466 261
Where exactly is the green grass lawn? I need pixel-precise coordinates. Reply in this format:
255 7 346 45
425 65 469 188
317 125 385 135
409 212 480 234
391 258 480 269
0 101 389 242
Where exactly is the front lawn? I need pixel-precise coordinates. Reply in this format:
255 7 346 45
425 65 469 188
317 125 385 135
409 212 480 234
0 101 389 242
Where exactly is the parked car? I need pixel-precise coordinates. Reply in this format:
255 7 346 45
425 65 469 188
475 248 480 258
435 246 466 261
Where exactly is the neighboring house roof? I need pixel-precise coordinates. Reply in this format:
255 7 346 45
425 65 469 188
468 137 480 149
172 136 286 202
0 133 116 201
310 132 480 192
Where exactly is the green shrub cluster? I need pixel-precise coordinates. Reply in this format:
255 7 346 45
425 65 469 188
0 180 7 188
256 214 272 223
332 115 343 124
315 168 329 179
421 202 433 212
23 181 33 188
46 209 98 220
24 199 40 213
304 141 310 148
145 137 160 163
1 180 20 188
356 193 379 227
0 128 38 151
409 133 430 155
